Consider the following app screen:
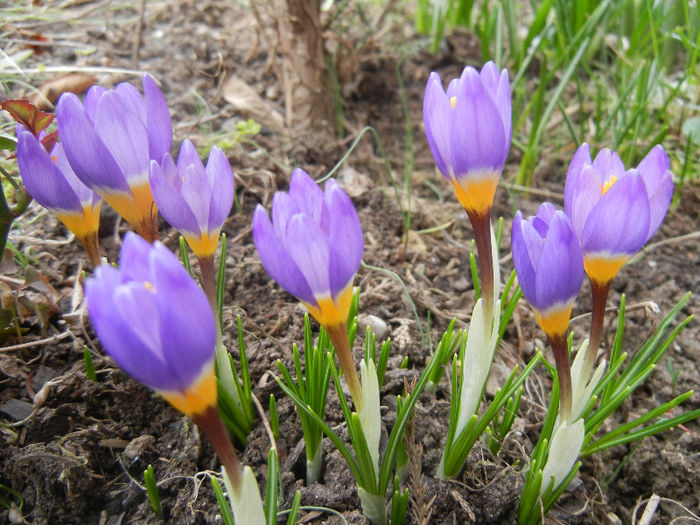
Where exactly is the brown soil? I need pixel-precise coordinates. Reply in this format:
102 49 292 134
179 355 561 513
1 2 699 524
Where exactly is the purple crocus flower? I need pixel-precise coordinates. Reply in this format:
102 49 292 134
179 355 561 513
56 75 172 242
150 139 233 258
423 61 511 216
16 126 103 265
564 144 673 285
512 203 584 421
252 168 363 328
86 232 217 416
511 203 584 339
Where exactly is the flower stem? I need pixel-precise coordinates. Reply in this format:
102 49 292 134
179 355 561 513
325 323 364 412
583 278 611 384
79 231 102 268
549 333 572 423
198 255 218 315
192 404 242 492
466 209 494 322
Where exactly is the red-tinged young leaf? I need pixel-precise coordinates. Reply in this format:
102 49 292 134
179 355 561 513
40 131 59 153
0 100 54 136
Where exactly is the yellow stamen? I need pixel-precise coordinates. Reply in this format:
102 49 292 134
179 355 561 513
303 283 354 328
601 175 617 195
56 202 101 240
451 172 499 216
450 96 457 109
184 231 220 259
102 181 157 231
160 363 217 417
584 253 629 285
534 303 573 340
144 281 155 292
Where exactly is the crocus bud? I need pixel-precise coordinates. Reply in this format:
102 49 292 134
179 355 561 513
86 232 216 417
423 61 511 216
512 203 584 421
56 75 172 241
564 143 673 285
16 126 102 266
150 139 233 259
512 203 584 340
252 168 363 329
253 168 365 407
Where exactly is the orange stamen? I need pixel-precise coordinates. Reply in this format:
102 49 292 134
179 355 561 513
600 175 617 195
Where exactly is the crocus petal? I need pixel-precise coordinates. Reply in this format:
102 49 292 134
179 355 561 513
56 93 130 192
324 180 364 296
423 72 453 178
176 139 204 172
564 164 603 240
450 67 506 176
87 266 175 391
180 163 212 230
511 211 538 307
252 205 315 304
86 234 216 394
582 172 650 255
271 192 299 243
636 145 673 240
591 148 625 185
113 82 147 125
83 85 106 123
289 168 323 220
118 231 155 282
285 214 332 298
495 69 512 153
512 206 583 313
535 212 584 310
150 159 200 234
205 146 234 231
152 242 216 388
143 74 172 161
51 143 100 206
16 130 82 212
94 91 149 185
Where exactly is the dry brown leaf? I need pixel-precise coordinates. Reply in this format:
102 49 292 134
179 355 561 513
222 75 285 132
31 72 96 110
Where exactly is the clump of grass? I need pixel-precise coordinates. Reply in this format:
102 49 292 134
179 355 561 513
415 0 700 195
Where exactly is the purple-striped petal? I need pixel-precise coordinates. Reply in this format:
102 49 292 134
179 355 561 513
252 205 315 304
564 164 603 240
636 145 673 241
152 242 216 388
94 91 149 185
582 172 650 255
56 93 129 192
534 212 584 310
591 148 625 185
512 205 583 312
143 74 172 161
324 180 364 296
423 72 453 178
450 67 506 177
16 130 82 213
51 143 101 206
205 146 234 231
85 233 216 393
289 168 323 220
285 213 331 298
150 158 200 234
511 211 538 308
